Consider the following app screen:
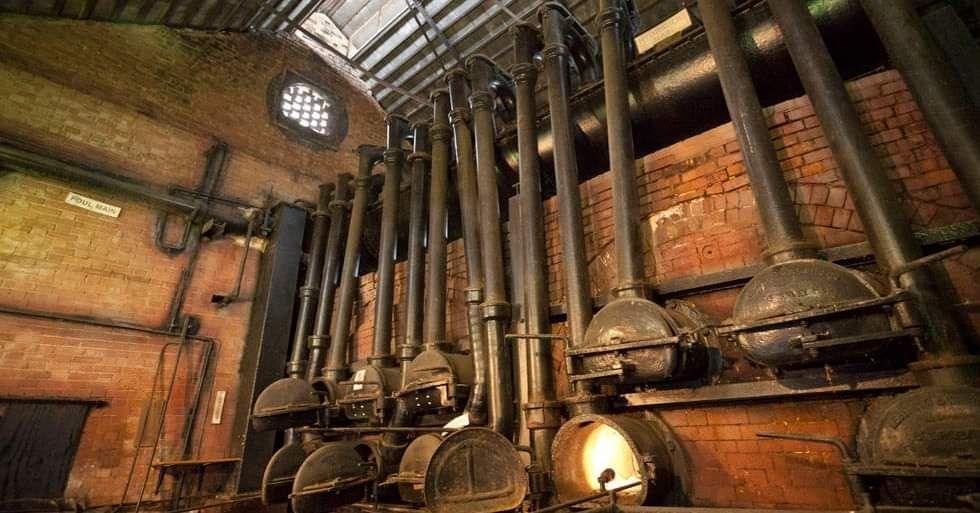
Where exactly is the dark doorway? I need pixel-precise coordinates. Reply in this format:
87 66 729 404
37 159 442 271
0 399 97 502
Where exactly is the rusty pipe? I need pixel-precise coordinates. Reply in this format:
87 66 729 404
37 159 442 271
511 22 560 470
598 0 647 298
699 0 816 265
399 122 430 375
468 55 514 436
287 183 334 380
371 115 410 368
859 0 980 213
307 174 353 382
447 68 489 426
323 145 384 384
540 3 594 403
768 0 970 381
424 91 452 350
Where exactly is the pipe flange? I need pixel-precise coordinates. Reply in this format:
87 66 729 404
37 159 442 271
286 359 307 375
430 126 453 141
328 199 351 211
483 302 512 321
384 149 405 165
307 335 329 350
406 151 431 163
509 62 538 84
311 208 330 219
541 43 570 61
299 285 319 299
465 287 484 304
449 108 471 126
598 7 623 31
469 91 495 112
354 175 373 189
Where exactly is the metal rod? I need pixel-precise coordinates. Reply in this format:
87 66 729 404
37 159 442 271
287 184 334 379
134 319 191 513
699 0 816 264
307 174 354 382
324 146 384 383
539 3 593 394
767 0 970 380
467 55 514 435
859 0 980 213
400 122 430 373
371 115 410 367
446 69 489 426
424 90 452 349
532 481 643 513
598 0 646 296
511 21 559 472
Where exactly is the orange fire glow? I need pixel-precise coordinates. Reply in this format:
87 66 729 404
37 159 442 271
580 423 643 493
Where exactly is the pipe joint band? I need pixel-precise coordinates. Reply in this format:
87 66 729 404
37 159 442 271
355 175 373 189
598 7 623 31
509 62 538 84
469 92 495 112
311 209 329 219
430 126 453 141
286 360 307 375
541 43 570 60
384 149 405 165
299 285 319 299
407 151 431 163
482 302 511 320
307 335 329 350
464 287 484 304
328 199 351 211
449 108 471 125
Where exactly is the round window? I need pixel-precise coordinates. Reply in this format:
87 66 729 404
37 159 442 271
271 72 348 150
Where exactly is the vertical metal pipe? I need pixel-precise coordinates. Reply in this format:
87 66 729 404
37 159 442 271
598 0 647 297
287 183 334 379
467 55 514 436
540 4 594 401
859 0 980 213
768 0 969 379
372 115 410 367
425 90 452 350
446 68 489 426
307 174 353 382
324 146 384 384
698 0 816 264
511 22 560 471
400 122 430 376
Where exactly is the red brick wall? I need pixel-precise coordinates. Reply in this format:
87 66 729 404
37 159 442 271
344 69 978 509
0 14 384 506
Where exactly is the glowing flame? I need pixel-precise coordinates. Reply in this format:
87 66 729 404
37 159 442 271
580 424 642 492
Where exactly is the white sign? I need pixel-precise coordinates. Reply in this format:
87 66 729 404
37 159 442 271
65 192 121 218
211 390 226 424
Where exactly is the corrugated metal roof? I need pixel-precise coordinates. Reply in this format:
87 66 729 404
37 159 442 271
0 0 324 31
1 0 687 122
305 0 686 122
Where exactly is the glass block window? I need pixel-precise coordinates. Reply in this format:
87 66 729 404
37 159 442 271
270 72 348 150
280 82 334 136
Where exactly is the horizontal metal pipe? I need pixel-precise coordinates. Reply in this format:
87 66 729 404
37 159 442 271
495 0 885 183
